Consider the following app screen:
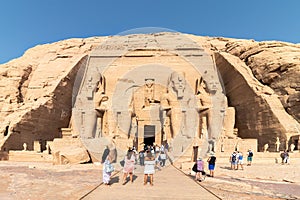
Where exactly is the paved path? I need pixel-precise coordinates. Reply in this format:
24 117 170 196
81 165 220 200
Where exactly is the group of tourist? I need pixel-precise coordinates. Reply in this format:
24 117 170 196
191 149 255 182
229 151 244 170
280 150 290 164
139 143 168 169
192 152 216 182
102 143 274 186
229 149 253 170
122 146 159 186
102 143 169 186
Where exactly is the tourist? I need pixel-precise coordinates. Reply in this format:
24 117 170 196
102 154 114 186
160 144 165 152
132 146 138 163
155 151 162 170
194 157 205 181
144 150 156 186
160 150 167 167
139 150 145 166
284 150 290 164
132 146 138 154
237 151 244 170
280 151 285 164
230 151 238 170
150 145 155 155
122 149 136 185
247 149 254 166
207 152 216 177
165 141 169 152
143 144 148 151
281 150 290 164
101 146 110 164
155 144 160 153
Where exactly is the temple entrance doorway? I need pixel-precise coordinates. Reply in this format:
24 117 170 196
294 139 298 150
144 125 155 146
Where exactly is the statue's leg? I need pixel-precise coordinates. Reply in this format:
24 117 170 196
84 109 97 138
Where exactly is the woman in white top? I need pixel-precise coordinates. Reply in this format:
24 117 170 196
144 151 155 186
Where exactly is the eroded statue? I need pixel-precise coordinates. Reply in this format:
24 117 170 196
195 77 212 139
94 75 109 137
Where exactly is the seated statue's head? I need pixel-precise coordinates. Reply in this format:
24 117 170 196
145 78 155 88
169 72 186 98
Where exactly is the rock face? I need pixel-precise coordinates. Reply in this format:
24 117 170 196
188 35 300 150
224 40 300 124
0 33 299 154
188 36 300 124
215 52 299 149
0 37 105 151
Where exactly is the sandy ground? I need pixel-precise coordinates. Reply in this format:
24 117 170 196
198 157 300 200
0 156 299 200
0 162 101 200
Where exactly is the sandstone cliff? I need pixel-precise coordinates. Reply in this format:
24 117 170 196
0 37 104 151
0 33 299 152
190 36 300 123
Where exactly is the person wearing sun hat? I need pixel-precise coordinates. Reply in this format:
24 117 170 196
207 151 216 177
194 157 205 181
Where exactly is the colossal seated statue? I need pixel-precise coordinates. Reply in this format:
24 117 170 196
93 75 109 137
195 77 212 139
160 72 197 138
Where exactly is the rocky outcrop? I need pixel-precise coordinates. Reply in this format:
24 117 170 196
0 37 104 151
0 33 299 153
50 137 90 164
223 40 300 123
215 52 299 150
189 35 300 124
189 35 300 150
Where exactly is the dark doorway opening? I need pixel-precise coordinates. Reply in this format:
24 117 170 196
294 139 298 150
144 125 155 146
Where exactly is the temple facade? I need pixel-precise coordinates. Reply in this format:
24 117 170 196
71 33 228 161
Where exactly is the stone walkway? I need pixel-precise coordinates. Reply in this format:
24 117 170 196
81 164 220 200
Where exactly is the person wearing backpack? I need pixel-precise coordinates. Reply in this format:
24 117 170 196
230 151 238 170
207 152 216 177
247 149 254 166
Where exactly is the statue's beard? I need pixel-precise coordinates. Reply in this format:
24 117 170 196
174 88 184 99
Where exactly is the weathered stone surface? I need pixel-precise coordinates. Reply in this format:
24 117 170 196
50 138 90 164
0 33 299 157
188 34 300 150
222 107 236 138
215 52 299 150
188 36 300 123
0 37 105 151
192 36 300 122
73 33 226 162
221 39 300 123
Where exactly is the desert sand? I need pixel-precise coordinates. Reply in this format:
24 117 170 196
0 154 299 200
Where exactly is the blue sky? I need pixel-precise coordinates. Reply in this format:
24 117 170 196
0 0 299 64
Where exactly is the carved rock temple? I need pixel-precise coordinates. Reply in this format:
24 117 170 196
0 32 299 164
71 32 228 162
